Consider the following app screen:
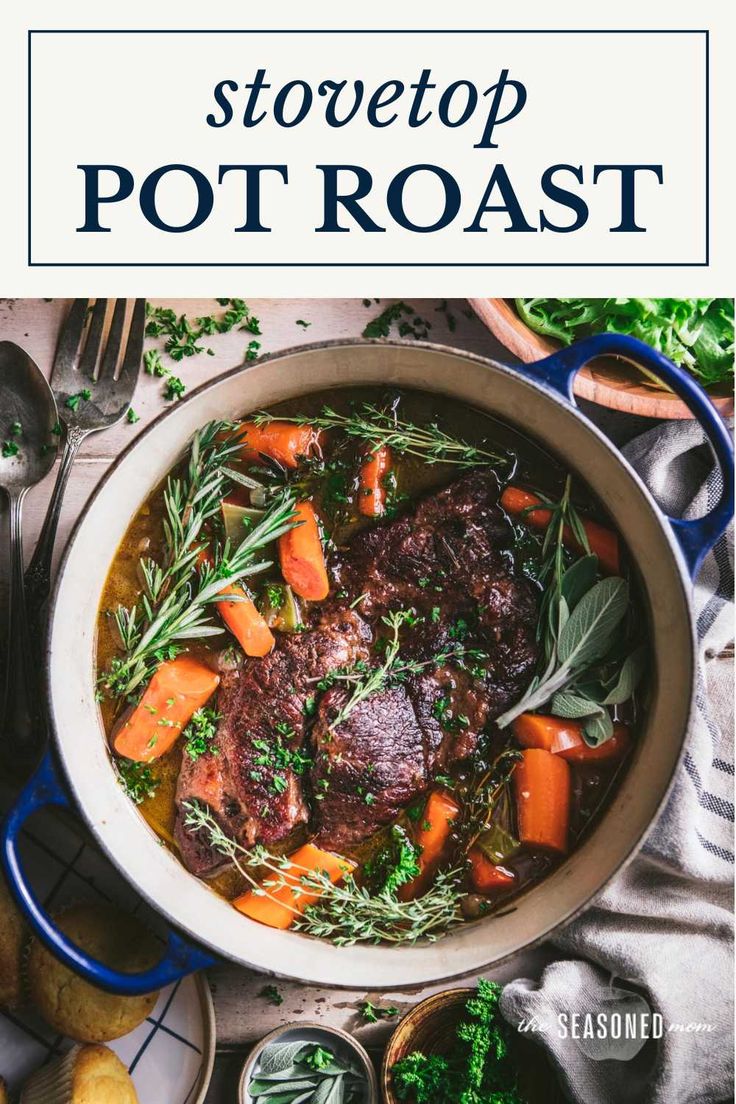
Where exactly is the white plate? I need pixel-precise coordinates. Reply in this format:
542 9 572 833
0 797 215 1103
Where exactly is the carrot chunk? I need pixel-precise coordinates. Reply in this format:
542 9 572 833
468 848 516 892
513 749 571 855
512 714 631 763
399 790 461 900
233 421 322 469
233 844 355 930
358 445 392 517
113 657 219 763
216 584 275 658
500 485 620 575
278 501 329 601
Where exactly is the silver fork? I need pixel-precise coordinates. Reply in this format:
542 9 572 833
24 298 145 632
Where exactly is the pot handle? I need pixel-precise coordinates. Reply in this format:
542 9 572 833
1 753 216 995
516 332 734 578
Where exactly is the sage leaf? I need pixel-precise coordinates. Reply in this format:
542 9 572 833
561 555 599 611
312 1075 345 1104
258 1042 310 1076
601 645 647 705
583 710 615 747
551 692 604 719
476 824 520 864
255 1094 309 1104
254 1065 316 1083
254 1081 318 1096
557 578 629 670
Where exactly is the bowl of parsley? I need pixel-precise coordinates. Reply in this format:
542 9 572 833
382 980 565 1104
469 298 734 420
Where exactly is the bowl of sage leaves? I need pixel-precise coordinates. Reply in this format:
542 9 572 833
240 1022 378 1104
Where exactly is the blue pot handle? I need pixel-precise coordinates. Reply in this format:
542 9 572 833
515 333 734 578
1 753 216 995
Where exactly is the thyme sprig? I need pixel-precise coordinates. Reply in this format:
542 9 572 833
253 404 510 470
459 744 523 852
182 800 463 945
322 610 482 732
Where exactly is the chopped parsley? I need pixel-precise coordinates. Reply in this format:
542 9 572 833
259 983 284 1006
116 758 159 804
359 1000 400 1023
362 300 431 341
2 440 19 458
126 407 140 424
365 824 420 897
295 319 312 329
183 707 221 761
163 375 186 402
65 389 91 412
143 299 262 399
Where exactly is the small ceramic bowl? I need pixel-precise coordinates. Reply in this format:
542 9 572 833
381 987 566 1104
239 1022 378 1104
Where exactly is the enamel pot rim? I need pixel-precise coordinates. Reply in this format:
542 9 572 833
45 338 696 988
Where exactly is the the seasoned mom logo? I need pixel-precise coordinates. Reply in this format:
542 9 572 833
516 980 716 1061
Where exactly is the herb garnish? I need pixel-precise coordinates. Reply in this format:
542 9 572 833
391 979 524 1104
359 1000 400 1023
115 758 159 804
183 707 221 761
183 801 463 945
496 478 644 745
65 388 92 412
362 300 431 340
249 1040 365 1102
258 983 284 1006
100 422 299 698
321 610 479 733
254 404 509 470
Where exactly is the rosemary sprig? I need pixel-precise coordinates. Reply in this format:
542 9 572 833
182 800 463 945
141 421 242 607
322 610 481 732
101 489 299 699
253 404 509 469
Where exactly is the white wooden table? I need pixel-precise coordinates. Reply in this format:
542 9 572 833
0 297 650 1099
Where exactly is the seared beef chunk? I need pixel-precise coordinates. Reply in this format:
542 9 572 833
175 471 538 870
175 609 370 875
312 685 427 851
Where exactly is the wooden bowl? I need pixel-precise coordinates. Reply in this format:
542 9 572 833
468 298 734 421
381 987 566 1104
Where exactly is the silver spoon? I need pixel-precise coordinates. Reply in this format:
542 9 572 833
0 341 58 768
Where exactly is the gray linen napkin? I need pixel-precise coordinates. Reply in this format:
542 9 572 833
501 420 734 1104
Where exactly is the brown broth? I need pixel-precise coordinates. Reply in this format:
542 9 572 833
96 387 641 919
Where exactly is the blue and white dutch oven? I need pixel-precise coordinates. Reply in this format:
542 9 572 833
2 335 733 993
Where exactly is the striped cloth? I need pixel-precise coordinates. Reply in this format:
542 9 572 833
502 420 734 1104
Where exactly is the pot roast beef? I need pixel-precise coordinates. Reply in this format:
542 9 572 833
175 471 538 873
